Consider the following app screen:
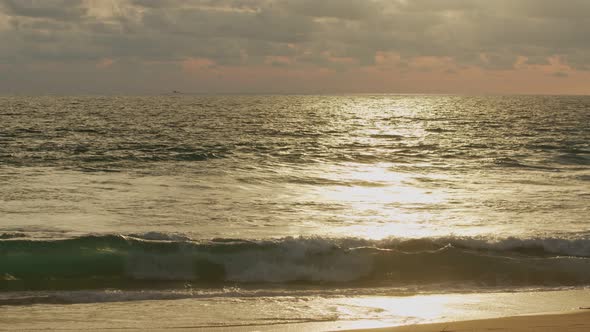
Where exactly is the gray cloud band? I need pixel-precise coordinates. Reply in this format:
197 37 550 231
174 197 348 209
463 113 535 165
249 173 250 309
0 0 588 94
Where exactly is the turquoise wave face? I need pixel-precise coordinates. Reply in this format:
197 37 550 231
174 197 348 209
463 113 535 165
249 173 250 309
2 235 590 291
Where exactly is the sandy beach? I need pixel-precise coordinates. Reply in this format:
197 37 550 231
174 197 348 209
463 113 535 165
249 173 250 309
2 308 588 331
1 290 589 331
347 310 590 332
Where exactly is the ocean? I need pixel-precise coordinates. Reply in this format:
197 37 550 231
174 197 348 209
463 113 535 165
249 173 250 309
1 95 589 329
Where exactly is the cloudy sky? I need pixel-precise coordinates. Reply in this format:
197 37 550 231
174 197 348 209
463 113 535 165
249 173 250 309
1 0 589 94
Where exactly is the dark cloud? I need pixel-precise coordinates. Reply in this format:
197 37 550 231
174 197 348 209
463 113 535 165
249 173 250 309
140 6 315 43
283 0 382 20
0 0 87 21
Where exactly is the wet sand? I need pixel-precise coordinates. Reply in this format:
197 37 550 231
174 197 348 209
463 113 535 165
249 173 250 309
1 291 588 331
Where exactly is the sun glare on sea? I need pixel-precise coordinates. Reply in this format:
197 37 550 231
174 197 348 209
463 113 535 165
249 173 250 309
307 162 452 239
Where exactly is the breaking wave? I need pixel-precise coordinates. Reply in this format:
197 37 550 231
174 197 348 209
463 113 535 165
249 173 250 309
2 234 590 291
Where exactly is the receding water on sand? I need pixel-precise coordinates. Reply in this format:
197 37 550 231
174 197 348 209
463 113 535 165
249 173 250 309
1 289 589 330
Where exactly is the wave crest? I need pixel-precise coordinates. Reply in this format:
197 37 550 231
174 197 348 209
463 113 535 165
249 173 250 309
2 234 590 290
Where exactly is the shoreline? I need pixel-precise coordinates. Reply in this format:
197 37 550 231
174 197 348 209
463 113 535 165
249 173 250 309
1 289 588 331
342 310 590 332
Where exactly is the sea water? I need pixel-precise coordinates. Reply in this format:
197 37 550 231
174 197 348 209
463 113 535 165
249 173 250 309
1 95 589 328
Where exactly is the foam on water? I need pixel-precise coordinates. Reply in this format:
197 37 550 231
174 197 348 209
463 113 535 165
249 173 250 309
2 234 590 291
